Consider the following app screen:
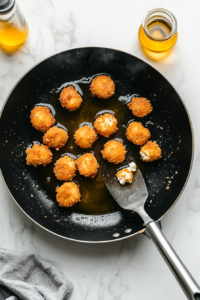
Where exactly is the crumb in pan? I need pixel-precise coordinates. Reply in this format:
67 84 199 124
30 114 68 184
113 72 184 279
56 182 81 207
43 126 68 151
140 141 162 162
76 153 99 178
54 155 76 181
59 85 83 111
101 140 126 164
126 121 151 145
26 143 53 167
127 97 153 117
74 125 98 149
93 113 118 138
90 75 115 99
30 106 55 132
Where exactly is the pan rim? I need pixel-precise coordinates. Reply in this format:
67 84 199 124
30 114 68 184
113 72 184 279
0 46 194 244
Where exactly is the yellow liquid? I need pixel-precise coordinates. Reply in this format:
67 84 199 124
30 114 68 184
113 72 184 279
0 23 28 46
138 20 178 60
148 20 171 39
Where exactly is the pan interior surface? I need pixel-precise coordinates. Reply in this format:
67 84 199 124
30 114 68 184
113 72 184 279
0 47 193 242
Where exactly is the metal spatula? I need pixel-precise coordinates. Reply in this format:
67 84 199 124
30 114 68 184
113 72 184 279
100 148 200 300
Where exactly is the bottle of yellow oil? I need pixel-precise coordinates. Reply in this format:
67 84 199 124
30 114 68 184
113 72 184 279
139 8 178 60
0 0 28 47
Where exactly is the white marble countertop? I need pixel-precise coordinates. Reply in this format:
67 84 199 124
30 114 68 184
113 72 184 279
1 0 200 299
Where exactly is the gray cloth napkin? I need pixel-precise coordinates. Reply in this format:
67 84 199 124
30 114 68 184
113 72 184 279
0 248 73 300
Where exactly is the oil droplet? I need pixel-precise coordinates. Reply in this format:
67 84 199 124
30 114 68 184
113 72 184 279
124 228 132 233
112 233 120 238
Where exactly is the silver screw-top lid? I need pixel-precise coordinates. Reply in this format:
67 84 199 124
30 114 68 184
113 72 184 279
0 0 15 13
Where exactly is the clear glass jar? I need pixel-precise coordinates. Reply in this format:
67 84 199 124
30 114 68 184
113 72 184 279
0 0 29 47
138 8 178 60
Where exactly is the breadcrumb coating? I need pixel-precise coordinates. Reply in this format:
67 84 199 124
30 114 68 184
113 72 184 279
140 141 162 162
43 126 68 151
56 182 81 207
127 97 153 117
90 75 115 99
26 144 53 167
76 153 99 178
93 113 118 138
126 121 151 146
59 85 83 111
74 125 98 149
116 168 133 184
30 106 55 132
101 140 126 164
54 155 76 181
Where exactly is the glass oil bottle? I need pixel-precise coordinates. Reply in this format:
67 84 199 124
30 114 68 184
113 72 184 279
139 8 178 60
0 0 29 49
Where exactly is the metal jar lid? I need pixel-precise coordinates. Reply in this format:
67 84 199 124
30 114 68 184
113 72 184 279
0 0 15 13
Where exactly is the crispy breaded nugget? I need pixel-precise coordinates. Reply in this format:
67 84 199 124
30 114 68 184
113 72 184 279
93 113 118 138
126 121 151 146
76 153 99 178
56 182 81 207
30 106 55 132
101 140 126 164
59 85 83 111
26 143 53 167
74 125 98 149
54 155 76 181
140 141 162 162
90 75 115 99
43 126 68 151
127 97 153 117
116 168 133 185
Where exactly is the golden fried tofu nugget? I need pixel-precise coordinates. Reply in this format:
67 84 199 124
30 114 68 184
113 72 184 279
93 113 118 138
74 125 98 149
26 143 53 167
127 97 153 117
116 168 133 185
101 140 126 164
54 155 76 181
90 75 115 99
59 85 83 111
126 122 151 146
43 126 68 151
56 182 81 207
76 153 99 178
30 106 55 132
140 141 162 162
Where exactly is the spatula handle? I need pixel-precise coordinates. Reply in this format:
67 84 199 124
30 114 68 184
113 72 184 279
146 222 200 300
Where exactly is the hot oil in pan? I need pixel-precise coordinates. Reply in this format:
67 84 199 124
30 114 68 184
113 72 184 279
31 80 126 214
30 78 179 215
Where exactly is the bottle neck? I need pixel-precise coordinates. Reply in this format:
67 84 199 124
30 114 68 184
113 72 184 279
0 0 15 15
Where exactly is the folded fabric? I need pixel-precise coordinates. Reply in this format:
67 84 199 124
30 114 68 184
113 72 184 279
0 248 73 300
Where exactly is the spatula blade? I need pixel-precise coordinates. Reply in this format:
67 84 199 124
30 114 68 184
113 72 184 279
100 147 148 211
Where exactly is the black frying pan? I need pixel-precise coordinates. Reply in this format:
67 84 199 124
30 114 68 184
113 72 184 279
0 47 193 244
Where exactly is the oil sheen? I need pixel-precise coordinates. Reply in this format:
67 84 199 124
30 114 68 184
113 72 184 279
29 76 171 216
30 80 126 215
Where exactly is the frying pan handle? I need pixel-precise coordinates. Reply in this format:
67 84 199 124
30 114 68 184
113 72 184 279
146 222 200 300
